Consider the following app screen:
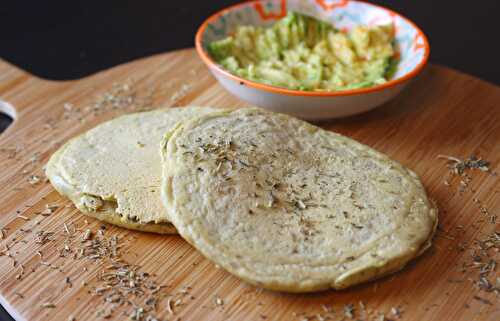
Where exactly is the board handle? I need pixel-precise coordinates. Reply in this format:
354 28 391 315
0 100 17 120
0 59 61 139
0 100 16 137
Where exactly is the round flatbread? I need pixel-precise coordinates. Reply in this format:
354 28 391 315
46 106 218 234
161 108 438 291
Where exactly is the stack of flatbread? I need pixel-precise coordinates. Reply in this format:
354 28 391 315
47 106 437 292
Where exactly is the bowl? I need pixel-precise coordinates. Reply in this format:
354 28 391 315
195 0 429 120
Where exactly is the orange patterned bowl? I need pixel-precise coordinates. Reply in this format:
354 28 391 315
195 0 429 120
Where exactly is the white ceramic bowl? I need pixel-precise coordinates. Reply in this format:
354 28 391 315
195 0 429 120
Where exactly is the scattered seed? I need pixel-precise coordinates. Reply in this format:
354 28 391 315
41 302 56 308
35 231 55 244
28 175 41 185
473 295 492 305
167 298 174 315
391 306 402 318
82 229 92 242
65 276 72 288
344 304 354 319
63 223 71 235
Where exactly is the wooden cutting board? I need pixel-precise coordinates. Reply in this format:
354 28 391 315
0 48 499 321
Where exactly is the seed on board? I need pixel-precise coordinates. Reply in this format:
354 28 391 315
95 286 110 294
65 276 72 287
321 304 333 313
296 200 306 210
28 175 41 185
391 306 402 317
166 297 174 315
35 231 55 244
41 204 59 216
473 295 492 305
97 308 112 319
344 304 354 319
41 302 56 308
40 208 52 216
81 229 92 242
63 223 71 235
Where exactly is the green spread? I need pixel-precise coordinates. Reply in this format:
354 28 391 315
208 12 396 91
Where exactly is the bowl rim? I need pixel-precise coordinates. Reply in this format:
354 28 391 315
195 0 430 97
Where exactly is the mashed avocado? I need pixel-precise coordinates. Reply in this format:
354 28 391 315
208 12 395 91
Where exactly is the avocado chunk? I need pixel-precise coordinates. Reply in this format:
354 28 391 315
207 11 395 91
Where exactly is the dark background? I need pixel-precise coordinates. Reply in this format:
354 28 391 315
1 0 499 82
0 1 499 319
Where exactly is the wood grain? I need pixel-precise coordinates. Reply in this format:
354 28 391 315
0 48 499 321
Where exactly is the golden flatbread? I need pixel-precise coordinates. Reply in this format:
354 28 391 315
161 108 437 291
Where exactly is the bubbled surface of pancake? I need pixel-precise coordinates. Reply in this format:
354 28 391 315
161 108 438 291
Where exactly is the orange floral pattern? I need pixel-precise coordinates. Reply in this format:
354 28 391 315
199 0 429 83
254 0 287 20
315 0 349 11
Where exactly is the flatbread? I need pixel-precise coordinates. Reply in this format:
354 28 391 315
161 108 438 291
46 107 217 234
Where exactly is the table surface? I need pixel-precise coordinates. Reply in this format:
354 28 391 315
0 48 499 321
1 2 499 320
